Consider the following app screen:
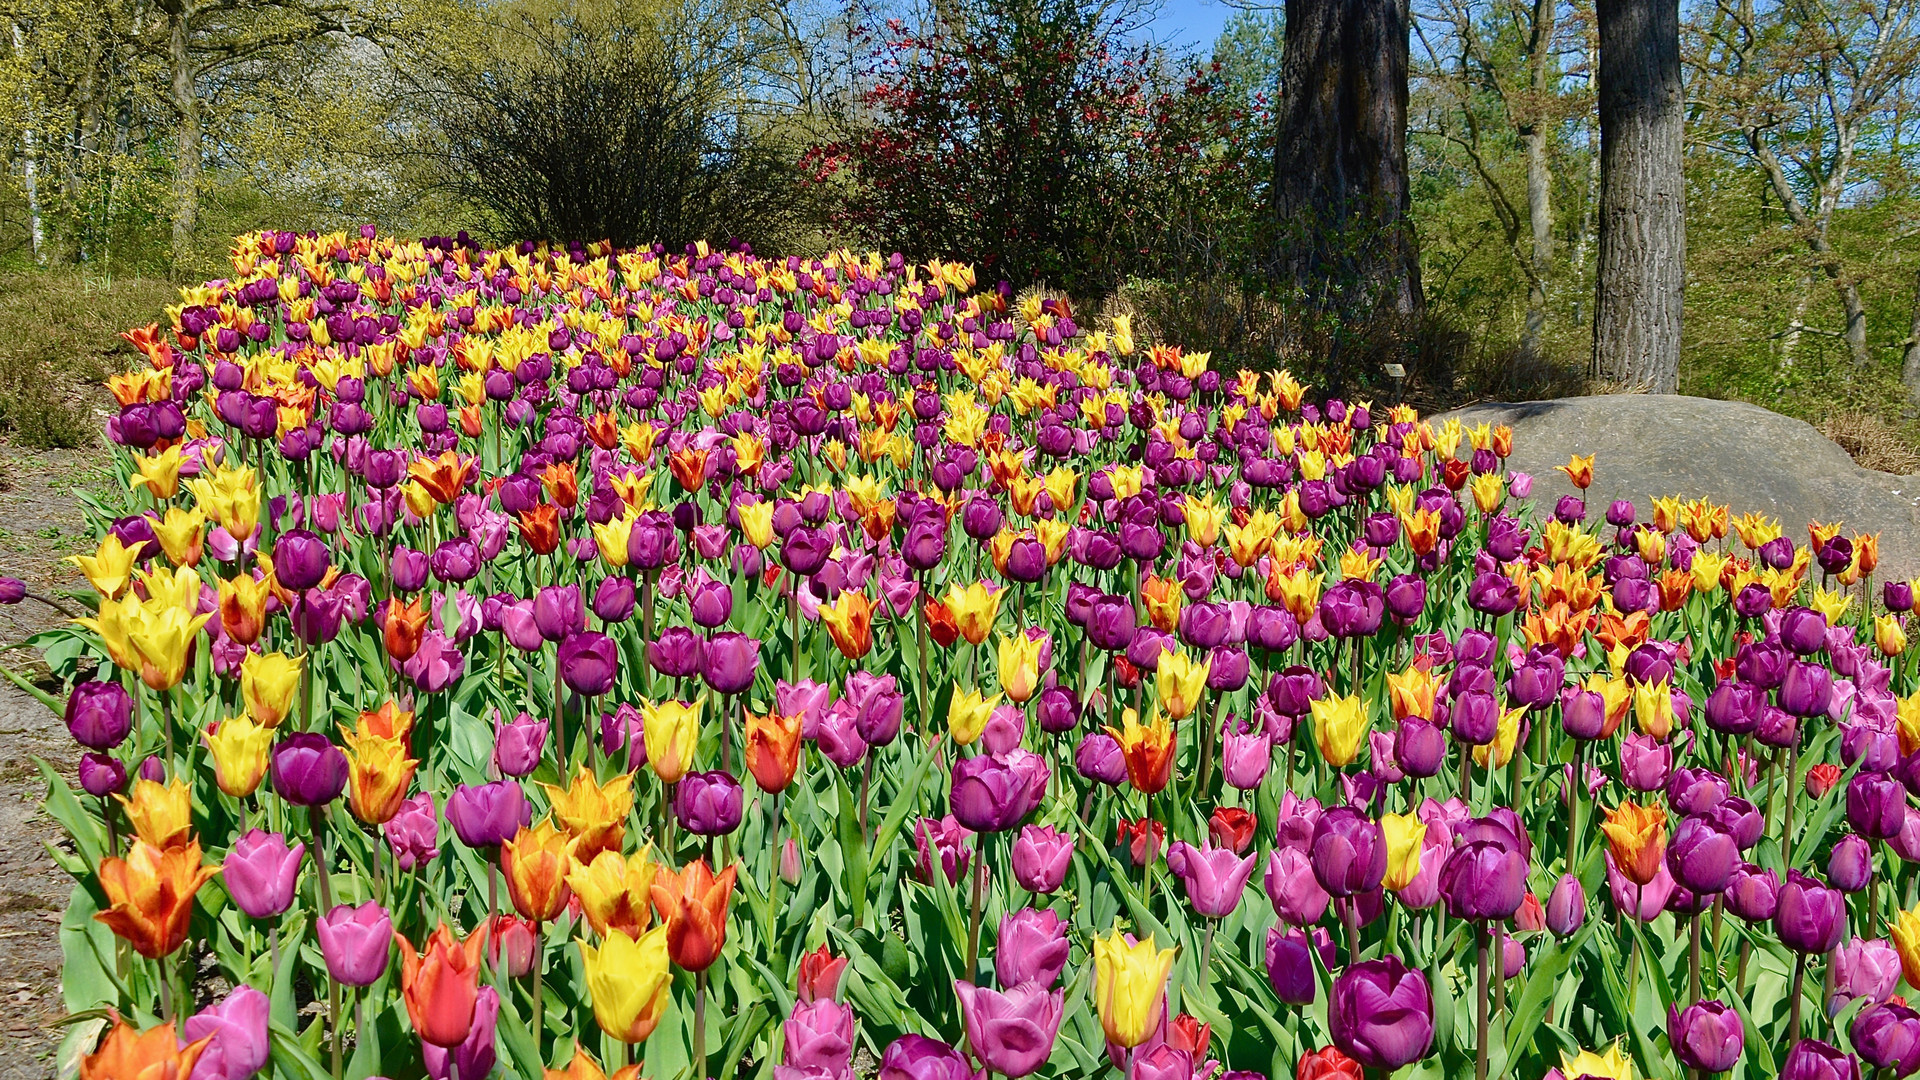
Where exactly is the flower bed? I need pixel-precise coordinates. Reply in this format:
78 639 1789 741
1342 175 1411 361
33 229 1920 1080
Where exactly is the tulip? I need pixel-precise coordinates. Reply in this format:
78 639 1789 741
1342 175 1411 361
1311 807 1386 898
239 651 302 728
316 900 393 987
1379 812 1427 892
543 766 635 863
422 984 499 1080
1666 999 1744 1073
951 979 1063 1078
79 752 127 798
1849 772 1908 840
1154 647 1211 720
96 839 221 958
1830 937 1900 1010
1852 1003 1920 1076
1600 801 1667 886
675 770 745 836
223 829 304 920
397 923 486 1047
502 818 575 922
703 632 761 695
386 791 441 871
879 1035 978 1080
1778 1039 1861 1080
1829 834 1874 892
1666 814 1740 894
494 711 550 778
559 631 620 696
747 709 804 793
182 984 270 1080
579 925 674 1043
269 732 348 806
1092 931 1176 1048
1776 870 1845 953
1266 925 1331 1005
642 699 702 783
1011 824 1074 893
65 680 133 750
1328 958 1434 1071
1311 694 1369 767
80 1017 213 1080
1108 708 1175 795
204 715 272 798
651 858 736 970
447 780 531 849
1166 840 1258 918
1439 818 1528 921
995 908 1071 989
1295 1046 1362 1080
1266 845 1332 925
997 632 1046 704
820 590 875 660
916 815 974 885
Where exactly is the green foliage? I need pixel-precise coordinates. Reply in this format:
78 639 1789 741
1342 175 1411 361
0 271 171 447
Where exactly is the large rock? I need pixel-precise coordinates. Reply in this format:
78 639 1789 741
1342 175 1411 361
1439 395 1920 584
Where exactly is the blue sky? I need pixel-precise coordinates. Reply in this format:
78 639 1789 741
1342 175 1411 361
1148 0 1240 52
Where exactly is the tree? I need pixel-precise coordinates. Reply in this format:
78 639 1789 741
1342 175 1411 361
1592 0 1683 392
812 0 1214 299
1689 0 1920 382
1271 0 1423 321
399 0 824 249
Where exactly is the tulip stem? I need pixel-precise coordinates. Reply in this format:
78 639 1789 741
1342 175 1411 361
1789 950 1808 1042
530 917 544 1056
966 833 986 982
1474 923 1490 1080
789 586 801 685
1784 739 1800 867
694 966 709 1080
1688 912 1702 1007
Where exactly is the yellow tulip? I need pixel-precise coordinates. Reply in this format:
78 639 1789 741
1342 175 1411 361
1310 693 1369 767
737 498 775 549
1559 1043 1634 1080
1181 495 1224 546
340 726 418 825
996 633 1045 704
1890 905 1920 990
150 507 206 568
590 511 636 568
1632 679 1673 740
947 686 1002 747
1876 613 1908 658
204 715 272 798
1092 930 1176 1048
117 777 193 849
1044 468 1079 513
128 444 187 499
944 582 1003 646
68 534 140 600
641 699 701 784
138 564 201 613
75 595 141 671
241 651 303 728
1689 551 1729 593
1899 690 1920 755
1153 646 1211 721
1380 812 1428 891
567 849 658 940
1811 587 1854 625
1469 473 1505 514
185 463 261 541
125 601 211 691
578 925 673 1043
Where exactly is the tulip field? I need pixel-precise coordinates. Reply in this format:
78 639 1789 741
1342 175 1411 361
26 228 1920 1080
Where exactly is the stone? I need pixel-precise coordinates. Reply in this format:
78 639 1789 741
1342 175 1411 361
1440 395 1920 583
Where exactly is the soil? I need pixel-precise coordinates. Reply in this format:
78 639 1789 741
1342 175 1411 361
0 444 119 1080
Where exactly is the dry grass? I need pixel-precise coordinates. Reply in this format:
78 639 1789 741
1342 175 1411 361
1817 409 1920 475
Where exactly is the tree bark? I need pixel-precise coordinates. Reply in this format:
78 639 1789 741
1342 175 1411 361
1593 0 1685 393
166 2 202 276
1519 0 1557 368
1903 266 1920 406
11 22 45 265
1273 0 1422 320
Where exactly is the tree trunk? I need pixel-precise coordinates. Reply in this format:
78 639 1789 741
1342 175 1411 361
1518 0 1557 371
10 22 45 265
1903 266 1920 406
1272 0 1422 320
166 4 202 276
1593 0 1684 393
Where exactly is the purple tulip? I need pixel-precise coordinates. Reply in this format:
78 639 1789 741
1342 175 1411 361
1439 817 1529 921
784 998 854 1076
493 711 549 778
675 770 745 836
1621 734 1673 792
1319 579 1384 639
951 980 1062 1078
316 901 393 987
1010 825 1074 894
1667 815 1740 894
79 752 128 797
446 780 529 848
269 734 348 806
1265 925 1332 1005
1328 957 1434 1071
272 529 331 591
1668 999 1745 1073
1166 840 1258 918
701 632 760 695
65 681 133 751
1780 661 1834 718
1545 874 1585 936
916 816 973 885
649 626 705 678
223 830 304 920
1828 834 1874 893
1848 771 1908 841
1778 1039 1861 1080
182 985 270 1080
592 575 636 623
1775 870 1845 953
1852 1003 1920 1076
385 792 440 871
949 751 1046 834
1830 937 1900 1013
558 631 619 695
1725 863 1781 923
878 1036 979 1080
846 671 905 746
1266 846 1331 926
1075 732 1127 787
994 908 1070 990
532 583 585 642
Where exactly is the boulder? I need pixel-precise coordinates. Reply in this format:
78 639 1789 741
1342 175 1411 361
1439 395 1920 584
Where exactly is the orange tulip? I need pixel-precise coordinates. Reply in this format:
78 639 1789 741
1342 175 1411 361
117 777 194 850
357 700 417 747
541 461 580 509
340 726 418 825
650 858 737 971
568 848 658 940
544 766 635 864
819 590 875 660
384 596 431 662
517 505 562 556
1106 709 1175 796
545 1043 644 1080
923 598 959 648
669 449 710 492
503 818 575 922
745 710 803 793
1600 802 1668 887
408 451 475 504
397 923 486 1047
1140 575 1183 633
80 1016 212 1080
95 839 221 958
